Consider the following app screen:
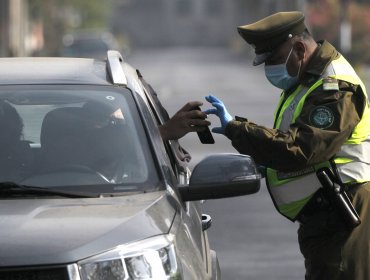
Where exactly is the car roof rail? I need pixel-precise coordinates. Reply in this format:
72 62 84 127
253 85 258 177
106 50 127 86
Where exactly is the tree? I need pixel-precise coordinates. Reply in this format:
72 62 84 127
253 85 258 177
29 0 114 56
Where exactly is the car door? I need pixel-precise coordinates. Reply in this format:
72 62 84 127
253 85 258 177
136 72 215 278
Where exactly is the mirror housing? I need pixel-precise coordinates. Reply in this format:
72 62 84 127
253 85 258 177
179 154 261 201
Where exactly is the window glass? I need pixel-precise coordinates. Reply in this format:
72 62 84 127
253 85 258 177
0 85 160 194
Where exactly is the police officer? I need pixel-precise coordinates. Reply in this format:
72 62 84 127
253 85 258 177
205 11 370 280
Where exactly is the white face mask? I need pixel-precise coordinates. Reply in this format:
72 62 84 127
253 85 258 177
264 47 301 90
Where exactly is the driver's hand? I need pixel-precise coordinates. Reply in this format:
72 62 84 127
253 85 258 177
159 101 211 140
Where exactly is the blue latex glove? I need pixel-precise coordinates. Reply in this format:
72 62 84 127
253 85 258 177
204 95 233 134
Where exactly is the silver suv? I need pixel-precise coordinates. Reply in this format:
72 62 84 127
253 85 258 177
0 51 261 279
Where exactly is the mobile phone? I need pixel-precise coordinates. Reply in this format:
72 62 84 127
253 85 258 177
194 106 215 144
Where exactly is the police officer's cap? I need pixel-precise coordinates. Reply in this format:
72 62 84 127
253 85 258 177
238 11 306 66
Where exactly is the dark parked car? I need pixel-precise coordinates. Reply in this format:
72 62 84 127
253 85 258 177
0 51 261 279
60 30 121 59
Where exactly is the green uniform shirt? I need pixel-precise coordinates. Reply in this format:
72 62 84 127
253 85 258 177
225 41 365 172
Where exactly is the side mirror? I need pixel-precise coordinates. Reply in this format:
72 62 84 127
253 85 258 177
178 154 261 201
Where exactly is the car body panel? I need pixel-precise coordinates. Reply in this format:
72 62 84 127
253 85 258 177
0 191 176 267
171 204 211 280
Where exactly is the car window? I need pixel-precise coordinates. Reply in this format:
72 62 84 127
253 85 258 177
0 85 160 193
137 75 189 179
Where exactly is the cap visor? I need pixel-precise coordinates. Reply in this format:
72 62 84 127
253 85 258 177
253 52 271 66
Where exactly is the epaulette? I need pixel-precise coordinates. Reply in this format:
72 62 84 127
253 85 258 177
322 77 339 91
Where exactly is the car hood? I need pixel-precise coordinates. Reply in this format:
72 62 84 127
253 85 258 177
0 191 177 267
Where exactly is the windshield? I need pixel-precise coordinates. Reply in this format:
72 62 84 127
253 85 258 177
0 85 160 194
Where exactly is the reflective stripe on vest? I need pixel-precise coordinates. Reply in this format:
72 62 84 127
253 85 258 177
266 55 370 221
267 172 320 219
328 55 370 183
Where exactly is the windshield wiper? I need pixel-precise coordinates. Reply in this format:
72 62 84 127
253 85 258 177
0 182 100 198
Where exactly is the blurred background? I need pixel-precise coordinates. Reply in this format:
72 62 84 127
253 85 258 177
2 0 370 65
1 0 370 279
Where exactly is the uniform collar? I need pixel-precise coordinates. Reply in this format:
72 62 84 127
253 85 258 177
300 40 340 86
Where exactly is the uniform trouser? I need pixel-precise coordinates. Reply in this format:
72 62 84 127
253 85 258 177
297 182 370 280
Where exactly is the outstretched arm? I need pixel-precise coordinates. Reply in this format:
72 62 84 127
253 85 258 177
159 101 211 141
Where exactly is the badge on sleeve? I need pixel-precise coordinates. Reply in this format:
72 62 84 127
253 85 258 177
322 77 339 91
309 106 334 129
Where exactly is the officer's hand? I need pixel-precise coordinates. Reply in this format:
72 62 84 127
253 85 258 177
204 95 232 134
159 101 211 140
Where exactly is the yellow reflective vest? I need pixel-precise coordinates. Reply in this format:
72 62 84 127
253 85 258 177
266 55 370 221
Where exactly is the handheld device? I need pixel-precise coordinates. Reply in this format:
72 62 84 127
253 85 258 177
194 106 215 144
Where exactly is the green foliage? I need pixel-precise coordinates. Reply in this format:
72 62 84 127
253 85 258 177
65 0 114 29
28 0 114 55
29 0 114 29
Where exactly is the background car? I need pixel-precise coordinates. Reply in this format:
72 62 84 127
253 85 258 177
0 50 261 279
60 30 121 59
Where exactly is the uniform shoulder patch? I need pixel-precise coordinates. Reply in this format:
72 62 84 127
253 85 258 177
322 77 339 91
309 106 334 129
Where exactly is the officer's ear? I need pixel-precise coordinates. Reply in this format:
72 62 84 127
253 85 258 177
293 41 306 61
